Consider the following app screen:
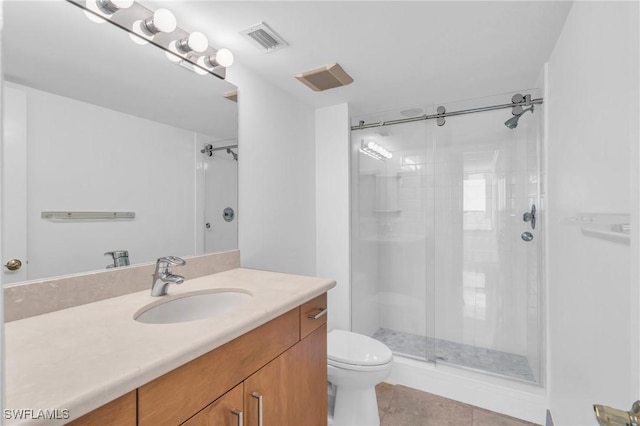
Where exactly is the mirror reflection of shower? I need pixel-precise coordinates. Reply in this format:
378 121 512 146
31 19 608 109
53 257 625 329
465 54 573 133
226 148 238 161
201 143 238 160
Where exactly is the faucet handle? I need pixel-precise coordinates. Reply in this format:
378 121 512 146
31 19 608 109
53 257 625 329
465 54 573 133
156 256 186 268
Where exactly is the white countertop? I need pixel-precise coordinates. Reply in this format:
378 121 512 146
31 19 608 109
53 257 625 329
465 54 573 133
5 268 335 425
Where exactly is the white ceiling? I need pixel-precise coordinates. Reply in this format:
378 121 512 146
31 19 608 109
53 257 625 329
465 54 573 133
148 1 573 116
4 1 572 131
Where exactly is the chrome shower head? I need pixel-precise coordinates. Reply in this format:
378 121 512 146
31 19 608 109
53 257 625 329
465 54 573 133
505 115 520 129
505 105 534 129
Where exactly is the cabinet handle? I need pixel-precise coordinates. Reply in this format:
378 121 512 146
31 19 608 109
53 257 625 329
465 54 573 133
251 392 263 426
307 308 327 320
231 408 243 426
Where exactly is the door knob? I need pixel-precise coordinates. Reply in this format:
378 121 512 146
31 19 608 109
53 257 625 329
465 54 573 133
4 259 22 271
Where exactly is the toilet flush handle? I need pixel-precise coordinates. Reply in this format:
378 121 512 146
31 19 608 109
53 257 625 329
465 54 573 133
308 308 328 320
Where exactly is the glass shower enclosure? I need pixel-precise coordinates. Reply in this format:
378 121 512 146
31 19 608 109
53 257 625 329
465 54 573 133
351 91 543 383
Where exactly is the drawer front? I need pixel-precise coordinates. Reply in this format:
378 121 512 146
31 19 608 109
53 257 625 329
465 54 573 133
300 293 327 339
138 308 300 426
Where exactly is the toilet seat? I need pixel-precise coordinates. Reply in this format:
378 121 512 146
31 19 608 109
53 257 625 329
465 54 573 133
328 358 392 372
328 330 393 368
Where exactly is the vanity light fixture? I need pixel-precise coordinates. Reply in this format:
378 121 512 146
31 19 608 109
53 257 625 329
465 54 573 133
176 32 209 54
84 0 132 23
96 0 133 14
70 0 233 79
197 48 235 70
140 8 176 35
166 32 208 65
130 8 176 45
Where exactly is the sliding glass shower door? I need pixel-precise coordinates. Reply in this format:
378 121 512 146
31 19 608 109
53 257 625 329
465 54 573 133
432 94 542 383
350 91 543 384
351 116 435 362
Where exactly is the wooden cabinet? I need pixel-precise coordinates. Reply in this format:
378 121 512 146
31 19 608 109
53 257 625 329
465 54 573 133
67 293 328 426
300 293 327 339
244 324 327 426
138 309 299 426
182 384 244 426
66 391 136 426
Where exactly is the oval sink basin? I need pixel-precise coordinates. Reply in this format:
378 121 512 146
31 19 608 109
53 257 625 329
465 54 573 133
135 291 252 324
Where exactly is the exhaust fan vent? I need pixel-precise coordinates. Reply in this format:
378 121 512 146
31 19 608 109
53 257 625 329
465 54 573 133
295 63 354 92
240 22 288 53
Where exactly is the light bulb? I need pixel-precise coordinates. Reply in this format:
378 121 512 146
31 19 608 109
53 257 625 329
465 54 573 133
141 8 177 35
164 41 182 64
129 20 152 45
129 31 149 45
215 48 234 67
84 10 106 23
197 48 234 70
191 63 209 76
176 32 208 54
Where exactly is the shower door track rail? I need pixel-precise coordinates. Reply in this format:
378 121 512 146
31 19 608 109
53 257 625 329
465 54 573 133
351 98 544 130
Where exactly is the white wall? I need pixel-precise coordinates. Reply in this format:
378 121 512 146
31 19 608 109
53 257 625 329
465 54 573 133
316 103 350 331
8 83 201 280
227 67 316 276
546 2 639 425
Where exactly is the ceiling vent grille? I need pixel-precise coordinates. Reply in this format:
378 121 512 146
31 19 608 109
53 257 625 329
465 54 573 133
240 22 288 53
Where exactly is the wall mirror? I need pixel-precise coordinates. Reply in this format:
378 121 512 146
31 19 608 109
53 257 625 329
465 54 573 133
1 0 239 286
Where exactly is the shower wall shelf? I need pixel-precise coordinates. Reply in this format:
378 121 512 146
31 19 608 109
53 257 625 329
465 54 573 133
41 211 136 220
563 213 630 243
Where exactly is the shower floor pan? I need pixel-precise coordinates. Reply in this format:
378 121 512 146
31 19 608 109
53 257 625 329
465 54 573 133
372 328 535 382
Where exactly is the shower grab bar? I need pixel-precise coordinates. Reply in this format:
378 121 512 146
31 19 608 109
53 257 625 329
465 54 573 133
41 211 135 220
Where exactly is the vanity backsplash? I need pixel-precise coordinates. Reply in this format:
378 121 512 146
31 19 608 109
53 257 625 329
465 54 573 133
4 249 240 322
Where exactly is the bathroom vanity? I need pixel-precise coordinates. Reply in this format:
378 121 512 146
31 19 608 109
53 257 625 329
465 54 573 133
5 268 334 426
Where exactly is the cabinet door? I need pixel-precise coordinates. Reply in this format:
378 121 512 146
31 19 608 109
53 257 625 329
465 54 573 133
182 384 244 426
244 324 327 426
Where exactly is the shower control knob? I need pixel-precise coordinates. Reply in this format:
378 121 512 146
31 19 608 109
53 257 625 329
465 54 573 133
4 258 22 271
521 232 534 242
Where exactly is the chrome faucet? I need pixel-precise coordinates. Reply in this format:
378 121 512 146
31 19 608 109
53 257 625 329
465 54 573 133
151 256 186 297
594 401 640 426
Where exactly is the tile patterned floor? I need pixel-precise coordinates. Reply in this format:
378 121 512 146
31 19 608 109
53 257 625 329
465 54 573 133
372 328 535 382
376 383 541 426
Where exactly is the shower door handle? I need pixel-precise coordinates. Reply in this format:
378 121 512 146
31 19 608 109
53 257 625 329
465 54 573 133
523 204 536 230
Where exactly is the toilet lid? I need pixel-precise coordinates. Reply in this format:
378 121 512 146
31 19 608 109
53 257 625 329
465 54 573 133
327 330 393 367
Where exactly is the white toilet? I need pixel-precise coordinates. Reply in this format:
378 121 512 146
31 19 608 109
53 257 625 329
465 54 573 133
327 329 394 426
